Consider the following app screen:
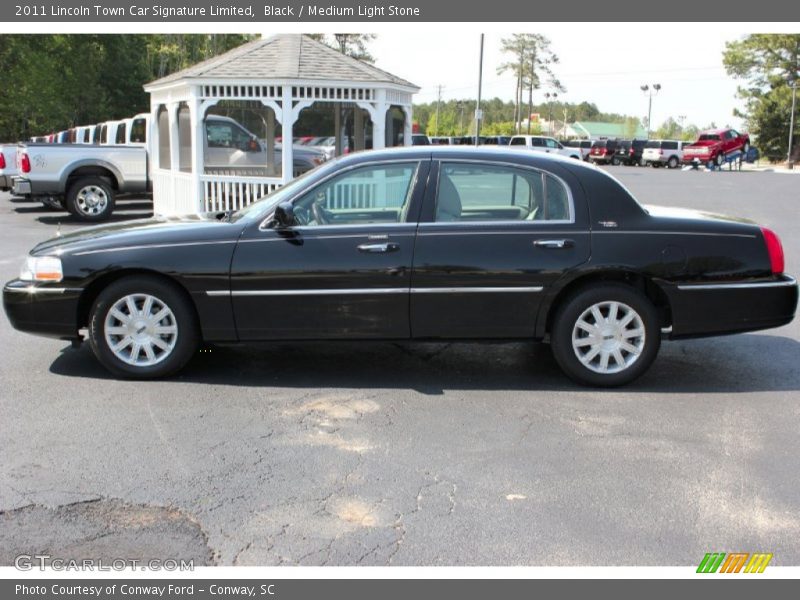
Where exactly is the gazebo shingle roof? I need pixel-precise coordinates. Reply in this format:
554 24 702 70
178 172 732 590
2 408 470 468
146 34 419 90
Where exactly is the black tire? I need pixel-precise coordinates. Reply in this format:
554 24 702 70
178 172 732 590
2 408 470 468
66 176 115 222
714 153 724 167
667 156 679 169
88 276 200 379
550 283 661 387
611 156 621 166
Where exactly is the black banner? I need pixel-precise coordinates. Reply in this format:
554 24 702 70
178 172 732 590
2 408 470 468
3 0 800 22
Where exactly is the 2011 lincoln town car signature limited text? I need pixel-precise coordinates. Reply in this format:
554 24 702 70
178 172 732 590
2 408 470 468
3 147 797 386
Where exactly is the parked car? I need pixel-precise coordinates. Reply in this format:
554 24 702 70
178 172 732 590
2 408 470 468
482 136 511 146
643 139 686 168
0 144 19 192
411 134 430 146
589 139 623 165
561 139 593 161
4 147 796 386
682 128 750 166
615 139 648 166
12 141 149 220
509 135 582 159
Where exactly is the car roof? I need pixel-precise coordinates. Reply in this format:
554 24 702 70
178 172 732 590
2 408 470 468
334 145 598 172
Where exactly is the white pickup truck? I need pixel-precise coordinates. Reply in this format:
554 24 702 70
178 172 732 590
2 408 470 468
0 144 19 192
12 114 327 221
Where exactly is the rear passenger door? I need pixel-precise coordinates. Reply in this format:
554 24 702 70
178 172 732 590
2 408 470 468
410 160 591 339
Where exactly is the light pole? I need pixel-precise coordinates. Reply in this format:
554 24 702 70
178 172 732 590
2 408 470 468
788 78 797 169
641 83 661 139
545 92 558 135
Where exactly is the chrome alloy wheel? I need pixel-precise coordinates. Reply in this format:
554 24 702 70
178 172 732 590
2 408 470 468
75 185 109 216
571 301 645 374
104 294 178 367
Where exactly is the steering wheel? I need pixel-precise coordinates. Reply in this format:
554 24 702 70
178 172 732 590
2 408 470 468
293 206 311 226
312 198 331 225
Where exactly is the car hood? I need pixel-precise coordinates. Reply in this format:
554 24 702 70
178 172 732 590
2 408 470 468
31 213 243 256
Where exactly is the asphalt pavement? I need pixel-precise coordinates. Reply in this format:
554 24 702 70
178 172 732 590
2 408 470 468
0 166 798 566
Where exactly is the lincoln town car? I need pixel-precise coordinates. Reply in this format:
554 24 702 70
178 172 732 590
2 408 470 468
3 147 797 386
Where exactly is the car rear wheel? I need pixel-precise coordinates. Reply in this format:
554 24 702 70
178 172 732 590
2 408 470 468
714 153 724 166
667 156 679 169
611 157 621 166
550 284 661 387
88 276 199 378
66 177 115 222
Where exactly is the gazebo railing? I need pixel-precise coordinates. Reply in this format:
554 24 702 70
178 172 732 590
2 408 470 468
201 174 283 212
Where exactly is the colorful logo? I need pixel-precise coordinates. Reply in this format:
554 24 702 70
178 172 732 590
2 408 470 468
697 552 773 573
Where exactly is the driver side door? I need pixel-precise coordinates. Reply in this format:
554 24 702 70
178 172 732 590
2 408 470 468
229 159 429 340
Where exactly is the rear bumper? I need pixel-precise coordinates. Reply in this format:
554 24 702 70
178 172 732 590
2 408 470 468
663 275 798 338
3 279 83 340
12 178 32 196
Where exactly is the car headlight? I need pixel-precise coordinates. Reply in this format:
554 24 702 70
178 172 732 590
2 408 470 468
20 255 63 282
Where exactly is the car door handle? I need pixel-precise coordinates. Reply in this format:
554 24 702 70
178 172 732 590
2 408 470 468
533 239 574 249
357 242 399 253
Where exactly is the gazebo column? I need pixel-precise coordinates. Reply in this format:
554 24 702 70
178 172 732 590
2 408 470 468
281 87 294 184
149 103 160 170
167 102 180 172
266 108 276 176
188 87 204 211
334 106 342 156
402 106 413 146
372 90 388 150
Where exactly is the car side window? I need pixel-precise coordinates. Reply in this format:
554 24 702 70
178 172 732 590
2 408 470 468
207 121 258 151
293 163 420 226
130 118 147 144
115 124 126 145
545 138 558 149
435 163 571 223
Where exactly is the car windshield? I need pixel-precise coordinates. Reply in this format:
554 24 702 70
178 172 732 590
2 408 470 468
230 162 335 221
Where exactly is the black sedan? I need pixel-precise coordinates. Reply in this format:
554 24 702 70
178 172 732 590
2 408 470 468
3 147 797 386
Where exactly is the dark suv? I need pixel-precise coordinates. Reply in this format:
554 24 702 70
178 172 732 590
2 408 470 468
615 139 648 166
589 139 622 165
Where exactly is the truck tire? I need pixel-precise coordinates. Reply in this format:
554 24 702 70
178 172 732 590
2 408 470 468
66 177 115 222
714 153 724 167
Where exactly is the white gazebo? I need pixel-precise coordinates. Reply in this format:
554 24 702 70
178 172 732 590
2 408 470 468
144 34 419 215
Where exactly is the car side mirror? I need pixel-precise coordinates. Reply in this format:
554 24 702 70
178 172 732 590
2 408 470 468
273 202 295 228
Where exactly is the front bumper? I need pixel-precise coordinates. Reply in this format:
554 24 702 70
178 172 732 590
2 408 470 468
663 275 798 338
3 279 83 339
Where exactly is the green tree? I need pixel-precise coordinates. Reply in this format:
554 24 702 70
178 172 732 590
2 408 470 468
497 34 564 133
307 34 376 62
723 34 800 161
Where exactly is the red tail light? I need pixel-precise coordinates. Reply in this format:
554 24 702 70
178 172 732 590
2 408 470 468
20 153 31 174
629 148 635 154
0 153 5 169
760 227 785 274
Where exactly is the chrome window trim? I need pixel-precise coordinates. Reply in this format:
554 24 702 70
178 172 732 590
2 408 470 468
434 158 577 225
677 277 796 291
238 230 417 243
206 286 545 297
257 158 425 231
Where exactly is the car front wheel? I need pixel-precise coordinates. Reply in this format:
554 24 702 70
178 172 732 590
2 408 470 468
550 284 661 386
88 276 200 378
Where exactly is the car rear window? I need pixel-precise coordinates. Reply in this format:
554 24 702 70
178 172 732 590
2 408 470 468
645 141 661 148
662 141 678 150
699 134 721 141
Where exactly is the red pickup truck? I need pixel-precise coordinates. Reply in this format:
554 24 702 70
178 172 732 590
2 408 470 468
682 128 750 166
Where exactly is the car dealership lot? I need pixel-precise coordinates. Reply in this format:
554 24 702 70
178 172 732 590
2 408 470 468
1 167 798 567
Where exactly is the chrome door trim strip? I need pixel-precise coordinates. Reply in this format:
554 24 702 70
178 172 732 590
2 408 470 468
592 230 757 238
411 286 544 294
208 286 545 297
677 277 797 290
